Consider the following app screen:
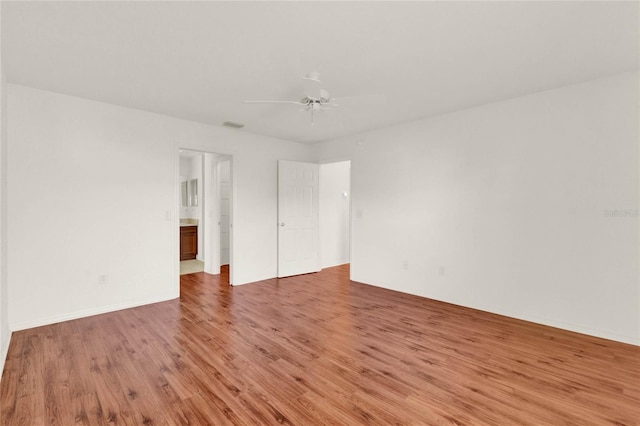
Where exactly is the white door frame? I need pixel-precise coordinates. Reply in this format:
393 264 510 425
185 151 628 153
203 153 221 275
176 148 234 290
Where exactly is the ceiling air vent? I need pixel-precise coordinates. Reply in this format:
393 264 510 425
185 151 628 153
222 121 245 129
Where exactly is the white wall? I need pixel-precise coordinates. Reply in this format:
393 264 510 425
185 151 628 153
4 72 637 347
191 155 204 260
203 152 220 274
7 84 310 331
0 12 11 374
312 72 639 345
319 161 351 268
219 160 231 265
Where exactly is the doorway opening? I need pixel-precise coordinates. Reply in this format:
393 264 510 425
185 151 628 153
319 160 351 269
276 159 351 278
178 149 233 285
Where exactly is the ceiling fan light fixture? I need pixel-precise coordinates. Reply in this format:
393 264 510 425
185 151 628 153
244 71 381 126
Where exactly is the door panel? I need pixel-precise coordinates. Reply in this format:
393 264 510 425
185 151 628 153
219 160 231 265
203 153 220 274
278 160 320 277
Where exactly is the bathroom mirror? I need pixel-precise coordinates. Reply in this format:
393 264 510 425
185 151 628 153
180 180 188 207
189 179 198 206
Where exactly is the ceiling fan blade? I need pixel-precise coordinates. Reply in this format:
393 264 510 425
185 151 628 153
303 77 322 100
331 93 387 107
243 100 303 105
243 72 380 126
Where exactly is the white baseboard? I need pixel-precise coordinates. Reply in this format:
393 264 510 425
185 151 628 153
352 278 639 347
9 294 177 332
320 261 350 269
487 307 640 346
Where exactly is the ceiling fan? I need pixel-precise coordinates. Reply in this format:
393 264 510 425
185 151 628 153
244 72 369 125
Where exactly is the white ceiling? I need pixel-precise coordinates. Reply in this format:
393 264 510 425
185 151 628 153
2 1 638 144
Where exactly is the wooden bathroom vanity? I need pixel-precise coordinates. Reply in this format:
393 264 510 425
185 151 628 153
179 225 198 260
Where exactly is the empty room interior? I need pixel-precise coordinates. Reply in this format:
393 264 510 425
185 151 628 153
0 1 638 425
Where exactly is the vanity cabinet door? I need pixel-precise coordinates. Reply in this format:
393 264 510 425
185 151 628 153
180 226 198 260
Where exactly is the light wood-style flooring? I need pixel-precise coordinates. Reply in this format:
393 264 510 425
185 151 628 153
1 265 639 425
179 259 204 275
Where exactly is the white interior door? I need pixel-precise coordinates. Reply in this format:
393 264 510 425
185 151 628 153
278 160 320 278
219 160 231 265
204 153 220 274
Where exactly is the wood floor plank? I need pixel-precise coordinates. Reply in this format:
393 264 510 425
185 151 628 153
1 264 639 425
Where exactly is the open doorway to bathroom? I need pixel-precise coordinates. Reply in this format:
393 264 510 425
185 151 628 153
178 149 233 284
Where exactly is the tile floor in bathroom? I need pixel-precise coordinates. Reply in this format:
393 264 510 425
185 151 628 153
179 259 204 275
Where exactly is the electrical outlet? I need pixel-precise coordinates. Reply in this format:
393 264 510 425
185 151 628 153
98 274 108 285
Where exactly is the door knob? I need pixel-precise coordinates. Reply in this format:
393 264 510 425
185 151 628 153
280 222 285 227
